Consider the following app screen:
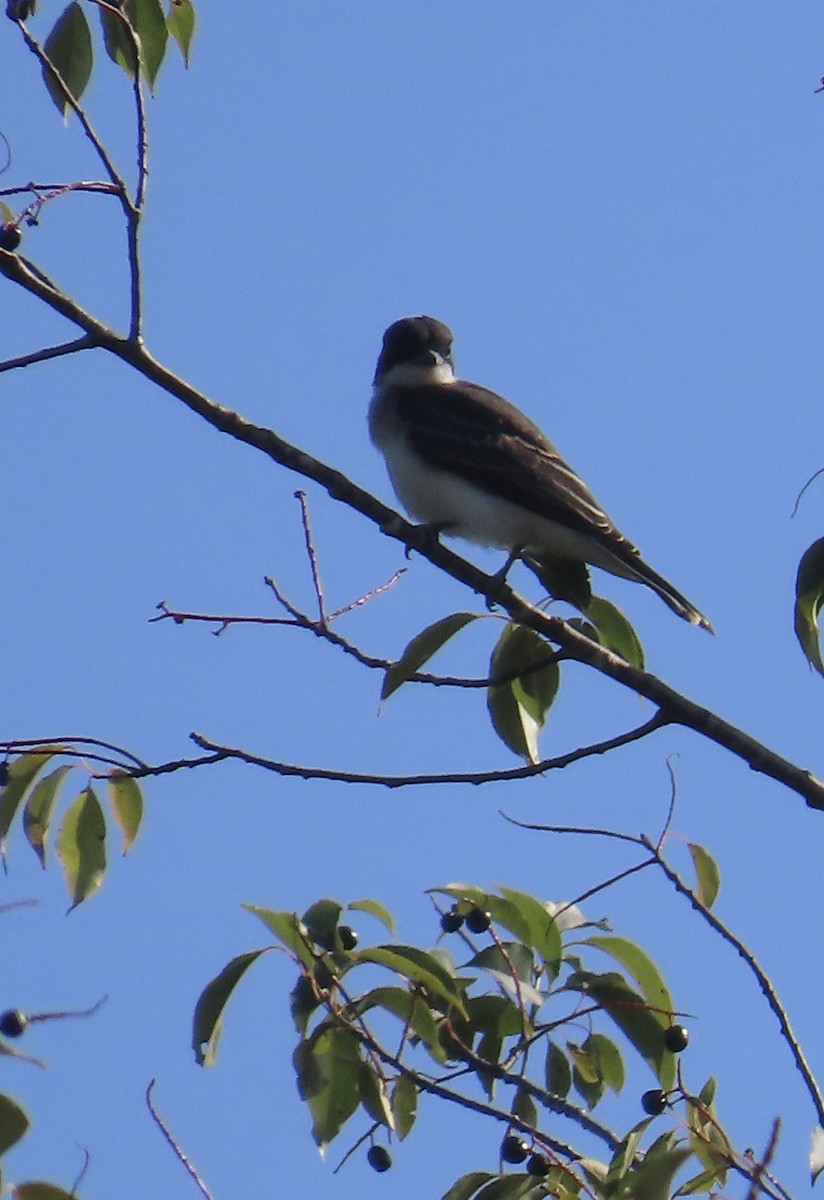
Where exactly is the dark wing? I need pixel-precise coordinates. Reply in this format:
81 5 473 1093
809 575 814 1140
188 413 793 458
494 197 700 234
394 380 642 558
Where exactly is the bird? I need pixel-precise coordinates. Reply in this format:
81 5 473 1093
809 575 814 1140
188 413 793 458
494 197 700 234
368 315 712 632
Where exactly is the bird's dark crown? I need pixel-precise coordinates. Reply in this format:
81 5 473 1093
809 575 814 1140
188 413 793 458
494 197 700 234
375 315 455 382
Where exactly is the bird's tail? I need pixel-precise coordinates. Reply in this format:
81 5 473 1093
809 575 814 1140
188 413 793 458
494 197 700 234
524 552 713 634
615 557 714 633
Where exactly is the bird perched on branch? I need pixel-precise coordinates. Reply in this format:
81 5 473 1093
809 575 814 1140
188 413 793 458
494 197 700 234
369 315 712 632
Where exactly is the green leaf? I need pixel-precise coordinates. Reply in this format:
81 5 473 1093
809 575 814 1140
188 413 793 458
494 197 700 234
350 986 445 1060
528 555 592 610
475 1032 502 1096
290 973 321 1036
583 936 674 1023
623 1148 692 1200
675 1164 729 1196
441 1173 496 1200
475 1175 542 1200
584 595 645 668
566 970 675 1088
687 843 720 909
348 897 395 935
605 1118 650 1183
0 1093 29 1157
99 5 138 77
498 887 562 975
392 1073 417 1139
545 1040 572 1098
12 1185 77 1200
302 898 344 949
0 751 61 861
466 994 523 1037
795 537 824 676
22 765 72 867
56 787 106 910
0 201 15 225
294 1025 361 1150
131 0 168 87
512 1084 537 1130
192 948 270 1066
242 905 315 968
466 942 536 986
382 612 478 700
42 3 93 116
487 622 559 762
358 1061 394 1130
107 774 143 855
166 0 195 65
356 946 468 1017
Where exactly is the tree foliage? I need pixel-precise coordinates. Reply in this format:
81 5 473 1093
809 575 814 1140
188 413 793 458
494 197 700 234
2 6 824 1200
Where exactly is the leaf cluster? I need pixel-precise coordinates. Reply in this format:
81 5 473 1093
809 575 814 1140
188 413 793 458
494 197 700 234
0 749 143 908
192 884 739 1200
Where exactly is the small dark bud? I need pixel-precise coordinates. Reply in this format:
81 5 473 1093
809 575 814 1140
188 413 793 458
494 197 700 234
440 908 463 933
501 1134 529 1164
465 907 492 934
0 1009 28 1038
663 1024 689 1053
337 925 358 951
527 1153 550 1177
641 1088 668 1116
367 1145 392 1173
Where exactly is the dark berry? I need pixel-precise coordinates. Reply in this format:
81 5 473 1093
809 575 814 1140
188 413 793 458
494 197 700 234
663 1024 689 1053
0 224 21 252
465 907 492 934
527 1153 550 1177
0 761 8 788
641 1088 668 1116
367 1145 392 1173
440 909 463 933
501 1134 529 1164
0 1009 27 1038
337 925 358 951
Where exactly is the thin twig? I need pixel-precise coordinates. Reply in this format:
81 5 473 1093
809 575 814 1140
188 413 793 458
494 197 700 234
642 835 824 1128
2 735 148 770
11 18 131 205
70 1144 91 1197
743 1119 782 1200
146 1079 215 1200
125 716 668 786
0 334 97 373
295 490 326 622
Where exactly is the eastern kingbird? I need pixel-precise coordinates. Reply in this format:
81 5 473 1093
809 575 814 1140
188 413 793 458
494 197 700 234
369 315 712 631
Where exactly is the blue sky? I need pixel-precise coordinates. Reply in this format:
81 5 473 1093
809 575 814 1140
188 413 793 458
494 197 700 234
2 4 824 1198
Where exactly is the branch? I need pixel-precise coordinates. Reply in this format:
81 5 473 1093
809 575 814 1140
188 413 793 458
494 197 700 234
122 716 667 785
641 834 824 1129
0 334 96 373
2 247 824 809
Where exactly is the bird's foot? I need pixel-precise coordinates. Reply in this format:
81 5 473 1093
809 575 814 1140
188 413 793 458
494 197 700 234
405 520 451 559
483 548 521 609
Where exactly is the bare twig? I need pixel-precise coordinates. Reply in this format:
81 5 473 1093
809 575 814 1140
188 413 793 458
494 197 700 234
2 735 148 770
295 490 326 622
146 1079 215 1200
0 334 97 373
70 1144 91 1196
744 1119 782 1200
123 715 668 786
642 835 824 1129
